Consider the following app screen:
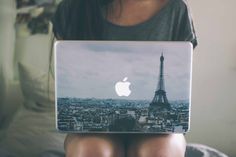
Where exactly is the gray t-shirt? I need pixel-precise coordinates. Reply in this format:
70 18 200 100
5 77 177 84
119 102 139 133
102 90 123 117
102 0 197 48
52 0 197 48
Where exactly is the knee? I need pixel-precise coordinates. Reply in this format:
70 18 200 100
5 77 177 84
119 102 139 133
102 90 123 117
128 134 186 157
64 134 124 157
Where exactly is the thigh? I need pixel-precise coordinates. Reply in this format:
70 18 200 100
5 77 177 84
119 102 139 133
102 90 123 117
65 133 125 157
126 134 186 157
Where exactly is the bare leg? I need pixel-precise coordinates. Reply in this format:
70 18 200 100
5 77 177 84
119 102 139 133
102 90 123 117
64 133 125 157
127 134 186 157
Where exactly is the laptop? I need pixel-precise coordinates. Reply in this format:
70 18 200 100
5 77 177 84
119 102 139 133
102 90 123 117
55 41 193 133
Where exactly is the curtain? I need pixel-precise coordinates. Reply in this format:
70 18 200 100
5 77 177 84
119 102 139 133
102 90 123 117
0 0 16 114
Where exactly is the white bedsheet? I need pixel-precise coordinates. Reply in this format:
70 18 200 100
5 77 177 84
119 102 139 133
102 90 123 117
0 107 65 157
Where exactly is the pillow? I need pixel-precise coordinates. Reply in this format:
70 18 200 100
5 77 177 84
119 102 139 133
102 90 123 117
18 62 54 112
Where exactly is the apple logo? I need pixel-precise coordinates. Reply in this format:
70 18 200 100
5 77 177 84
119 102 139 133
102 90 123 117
115 77 131 97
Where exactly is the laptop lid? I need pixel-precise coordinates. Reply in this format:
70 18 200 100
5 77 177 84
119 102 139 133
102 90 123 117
55 41 193 133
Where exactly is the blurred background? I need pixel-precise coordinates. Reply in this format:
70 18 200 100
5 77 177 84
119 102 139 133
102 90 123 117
186 0 236 156
0 0 235 156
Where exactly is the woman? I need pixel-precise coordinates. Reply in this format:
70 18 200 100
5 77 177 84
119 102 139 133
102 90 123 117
51 0 197 156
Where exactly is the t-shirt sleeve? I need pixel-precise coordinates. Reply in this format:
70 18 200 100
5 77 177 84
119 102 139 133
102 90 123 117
175 0 198 49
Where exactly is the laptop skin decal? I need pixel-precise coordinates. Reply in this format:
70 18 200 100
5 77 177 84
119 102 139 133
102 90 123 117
55 41 193 133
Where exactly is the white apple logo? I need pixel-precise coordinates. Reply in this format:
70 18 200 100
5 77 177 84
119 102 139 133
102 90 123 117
115 77 131 97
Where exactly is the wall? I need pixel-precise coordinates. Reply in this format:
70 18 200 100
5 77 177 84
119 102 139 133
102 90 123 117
186 0 236 156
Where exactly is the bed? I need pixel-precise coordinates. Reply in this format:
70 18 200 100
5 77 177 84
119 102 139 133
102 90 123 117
0 63 229 157
0 107 229 157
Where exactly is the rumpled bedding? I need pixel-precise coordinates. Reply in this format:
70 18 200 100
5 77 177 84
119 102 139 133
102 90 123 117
0 107 66 157
185 144 229 157
0 107 229 157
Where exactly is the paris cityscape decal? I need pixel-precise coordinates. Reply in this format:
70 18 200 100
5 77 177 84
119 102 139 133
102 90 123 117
56 42 192 133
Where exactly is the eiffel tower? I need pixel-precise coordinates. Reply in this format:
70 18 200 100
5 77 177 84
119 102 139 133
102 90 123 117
150 53 171 110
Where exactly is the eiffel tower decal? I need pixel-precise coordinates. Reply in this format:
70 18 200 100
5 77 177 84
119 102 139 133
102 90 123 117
150 53 171 110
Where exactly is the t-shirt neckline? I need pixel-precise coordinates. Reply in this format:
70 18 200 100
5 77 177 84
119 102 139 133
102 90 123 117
103 0 174 29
